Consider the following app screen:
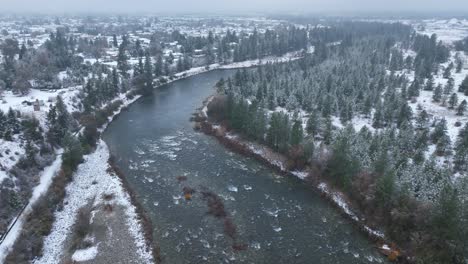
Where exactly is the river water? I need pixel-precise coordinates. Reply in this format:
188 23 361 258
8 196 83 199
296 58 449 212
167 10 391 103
103 69 386 264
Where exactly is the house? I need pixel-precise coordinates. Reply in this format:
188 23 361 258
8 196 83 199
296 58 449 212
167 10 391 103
33 99 41 111
33 99 45 111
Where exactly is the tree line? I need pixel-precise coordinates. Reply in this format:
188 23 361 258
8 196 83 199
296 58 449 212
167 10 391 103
208 21 468 263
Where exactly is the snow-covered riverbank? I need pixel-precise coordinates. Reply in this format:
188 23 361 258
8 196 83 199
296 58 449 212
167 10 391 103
35 141 153 264
0 51 305 263
165 50 304 86
195 98 398 260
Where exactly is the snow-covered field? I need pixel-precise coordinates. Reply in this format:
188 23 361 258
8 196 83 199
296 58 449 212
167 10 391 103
0 87 81 117
415 18 468 44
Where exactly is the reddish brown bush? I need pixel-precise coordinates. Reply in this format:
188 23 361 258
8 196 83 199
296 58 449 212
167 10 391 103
223 218 237 239
103 204 113 213
102 193 114 201
201 191 227 218
183 186 196 200
207 95 228 122
287 145 306 170
232 242 248 251
176 175 188 182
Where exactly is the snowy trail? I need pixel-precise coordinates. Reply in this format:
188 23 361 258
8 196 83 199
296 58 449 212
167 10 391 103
0 153 62 263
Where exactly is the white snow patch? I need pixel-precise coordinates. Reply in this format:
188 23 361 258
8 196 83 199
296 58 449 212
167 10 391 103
71 245 99 262
381 244 390 251
291 171 308 180
317 182 359 222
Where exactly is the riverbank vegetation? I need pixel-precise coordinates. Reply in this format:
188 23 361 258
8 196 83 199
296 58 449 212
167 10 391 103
0 15 312 262
207 21 468 263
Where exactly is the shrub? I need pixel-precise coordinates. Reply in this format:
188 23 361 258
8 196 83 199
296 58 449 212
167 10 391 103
70 205 93 251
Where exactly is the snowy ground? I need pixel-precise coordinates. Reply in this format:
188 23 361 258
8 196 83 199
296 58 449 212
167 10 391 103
0 137 24 184
415 18 468 44
0 87 81 186
35 141 153 264
219 51 305 69
71 245 99 262
408 19 468 147
0 153 62 263
0 87 81 119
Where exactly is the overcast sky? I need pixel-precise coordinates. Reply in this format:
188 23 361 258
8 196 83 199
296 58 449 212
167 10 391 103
1 0 468 15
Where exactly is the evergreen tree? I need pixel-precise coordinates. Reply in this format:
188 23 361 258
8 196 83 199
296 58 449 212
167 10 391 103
443 63 453 79
326 133 359 190
111 67 120 95
431 118 449 144
459 75 468 96
24 138 37 166
62 133 84 172
454 123 468 171
457 100 467 116
253 109 267 142
444 77 455 96
278 113 290 153
134 56 144 77
375 170 395 208
113 34 118 47
424 76 435 91
322 117 333 145
47 96 72 146
372 100 384 128
306 110 320 137
456 57 463 73
290 116 304 146
154 55 163 77
215 78 226 94
266 112 282 150
0 110 6 138
176 57 184 72
431 184 462 263
396 101 413 127
416 109 429 130
362 96 372 117
449 93 459 109
408 78 421 98
117 42 129 78
141 53 153 95
19 43 27 60
6 108 20 136
432 84 442 102
435 134 452 156
164 60 170 76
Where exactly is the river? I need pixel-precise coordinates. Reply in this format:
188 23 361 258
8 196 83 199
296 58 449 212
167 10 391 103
103 69 386 264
